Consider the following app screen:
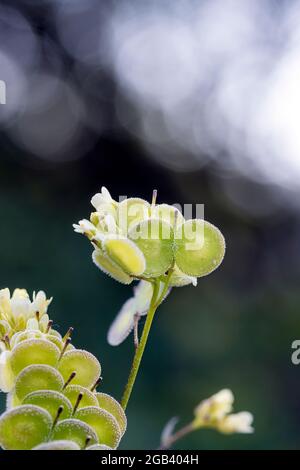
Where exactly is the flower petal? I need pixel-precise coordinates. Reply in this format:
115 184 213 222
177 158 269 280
107 298 137 346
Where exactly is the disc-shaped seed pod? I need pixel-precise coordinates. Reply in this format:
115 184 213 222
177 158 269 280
58 349 101 389
96 393 127 436
51 418 98 449
86 444 112 450
92 249 133 285
117 198 150 233
23 390 73 421
33 440 81 450
64 385 98 409
151 204 185 228
0 405 52 450
169 264 197 287
10 339 61 376
128 219 175 277
15 364 64 401
103 236 146 276
75 406 121 449
174 220 226 277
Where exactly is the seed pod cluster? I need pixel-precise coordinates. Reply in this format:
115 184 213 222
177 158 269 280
74 187 226 287
0 305 126 450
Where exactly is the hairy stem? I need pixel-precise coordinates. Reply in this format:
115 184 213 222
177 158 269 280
121 281 160 410
121 269 173 410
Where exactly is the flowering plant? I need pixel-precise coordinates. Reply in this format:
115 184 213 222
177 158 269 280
0 187 253 450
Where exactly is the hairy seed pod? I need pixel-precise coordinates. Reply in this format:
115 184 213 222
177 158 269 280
51 418 98 449
0 405 52 450
15 365 64 401
128 219 174 277
33 440 81 450
10 339 60 376
0 288 127 450
58 349 101 389
174 220 226 277
92 249 133 285
23 390 73 421
96 393 127 436
64 385 98 409
75 406 121 449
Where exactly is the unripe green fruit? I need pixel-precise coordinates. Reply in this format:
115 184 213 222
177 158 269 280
117 198 150 233
86 444 112 450
52 418 98 449
104 236 146 276
11 339 60 376
64 385 98 409
33 440 81 450
23 390 73 421
58 349 101 389
92 249 133 285
128 219 174 277
0 405 52 450
96 392 127 436
15 365 64 401
174 220 226 277
75 406 121 449
0 287 127 450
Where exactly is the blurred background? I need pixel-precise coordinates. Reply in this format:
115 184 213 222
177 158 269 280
0 0 300 449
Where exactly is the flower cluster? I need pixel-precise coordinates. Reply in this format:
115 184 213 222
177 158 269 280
74 187 226 287
0 288 126 450
193 389 254 434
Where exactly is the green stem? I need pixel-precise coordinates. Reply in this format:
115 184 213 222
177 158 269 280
121 281 160 410
159 422 195 450
121 268 174 410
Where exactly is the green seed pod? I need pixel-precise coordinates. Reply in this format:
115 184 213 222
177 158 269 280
86 444 112 450
0 405 52 450
75 406 121 449
10 339 60 376
128 219 174 277
64 385 98 409
152 204 185 228
92 249 133 285
103 236 146 276
169 264 197 287
174 220 226 277
52 418 98 449
15 365 64 401
96 393 127 436
33 440 81 450
58 349 101 389
117 198 150 233
23 391 73 421
10 331 43 349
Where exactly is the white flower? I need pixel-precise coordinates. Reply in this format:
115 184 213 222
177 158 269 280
194 389 234 424
107 298 137 346
73 219 96 238
218 412 254 434
107 280 170 346
31 291 52 319
91 186 115 209
0 288 52 334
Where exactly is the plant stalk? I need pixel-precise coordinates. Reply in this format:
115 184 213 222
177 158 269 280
121 281 160 410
